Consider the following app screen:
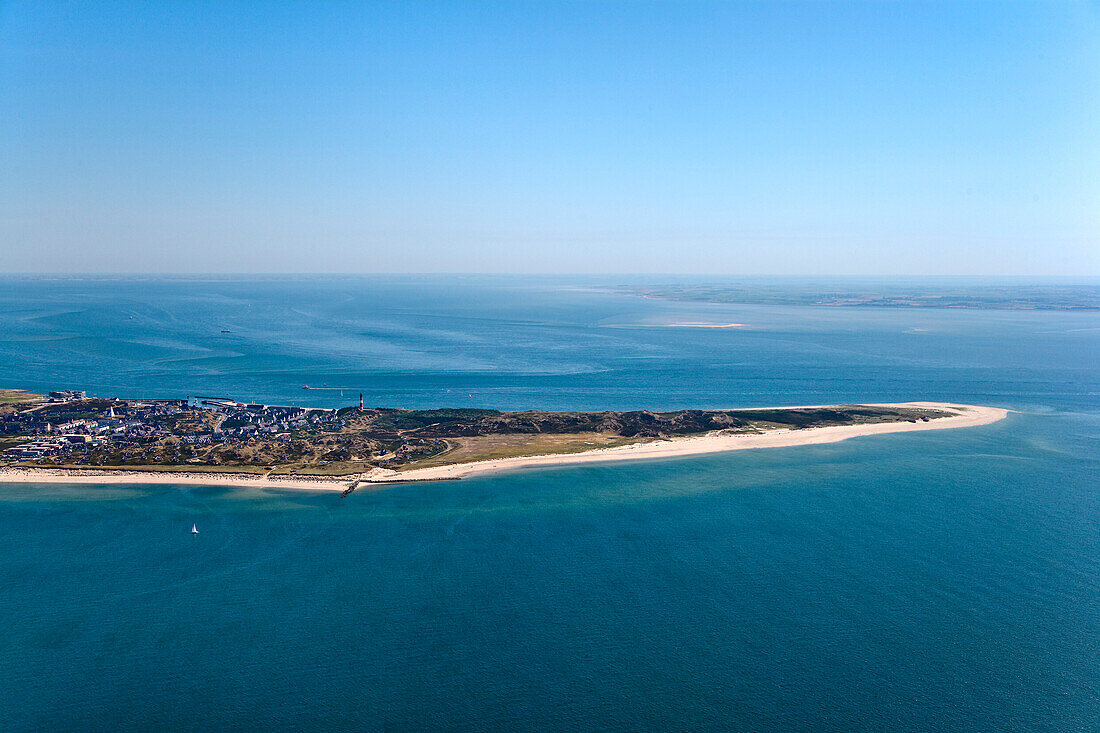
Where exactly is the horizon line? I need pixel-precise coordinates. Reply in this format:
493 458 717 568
2 273 1100 281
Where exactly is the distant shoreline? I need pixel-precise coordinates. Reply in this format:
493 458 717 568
602 322 746 329
0 402 1008 491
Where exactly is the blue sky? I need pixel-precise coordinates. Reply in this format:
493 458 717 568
2 1 1098 274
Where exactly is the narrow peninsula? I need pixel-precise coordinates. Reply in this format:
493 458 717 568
0 388 1007 491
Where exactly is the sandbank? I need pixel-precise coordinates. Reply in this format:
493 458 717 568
658 322 745 328
605 322 746 329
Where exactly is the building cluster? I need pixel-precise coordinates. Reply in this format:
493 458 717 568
203 401 342 439
47 390 87 402
4 408 137 459
4 392 346 464
4 435 95 459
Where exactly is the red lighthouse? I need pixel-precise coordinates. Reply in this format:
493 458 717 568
359 393 363 410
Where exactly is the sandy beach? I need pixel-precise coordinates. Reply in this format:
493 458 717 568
0 467 355 491
0 402 1007 491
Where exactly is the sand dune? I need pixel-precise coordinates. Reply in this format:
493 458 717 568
363 401 1007 484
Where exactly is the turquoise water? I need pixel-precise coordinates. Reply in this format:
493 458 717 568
1 277 1097 730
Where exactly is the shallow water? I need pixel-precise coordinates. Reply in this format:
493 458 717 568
0 277 1097 730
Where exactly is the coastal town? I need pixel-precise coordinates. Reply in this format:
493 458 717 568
0 389 449 474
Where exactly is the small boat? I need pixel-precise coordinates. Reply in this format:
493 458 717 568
191 524 199 535
302 385 310 390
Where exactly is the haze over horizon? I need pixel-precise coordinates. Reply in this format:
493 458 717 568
2 1 1098 276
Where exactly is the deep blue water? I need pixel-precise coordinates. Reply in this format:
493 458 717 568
0 276 1097 730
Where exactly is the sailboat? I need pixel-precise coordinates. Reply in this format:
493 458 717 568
191 524 199 535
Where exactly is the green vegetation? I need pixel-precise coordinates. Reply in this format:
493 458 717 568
31 399 118 422
401 433 657 470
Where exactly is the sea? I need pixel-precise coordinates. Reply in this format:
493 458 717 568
0 275 1096 731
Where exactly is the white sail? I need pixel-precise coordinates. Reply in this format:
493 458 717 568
191 524 199 534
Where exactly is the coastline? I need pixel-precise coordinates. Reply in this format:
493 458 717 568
0 402 1008 491
0 467 355 492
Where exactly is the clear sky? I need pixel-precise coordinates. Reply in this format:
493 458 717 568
1 1 1098 275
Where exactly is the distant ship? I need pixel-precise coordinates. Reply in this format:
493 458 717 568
302 385 310 390
191 524 199 535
